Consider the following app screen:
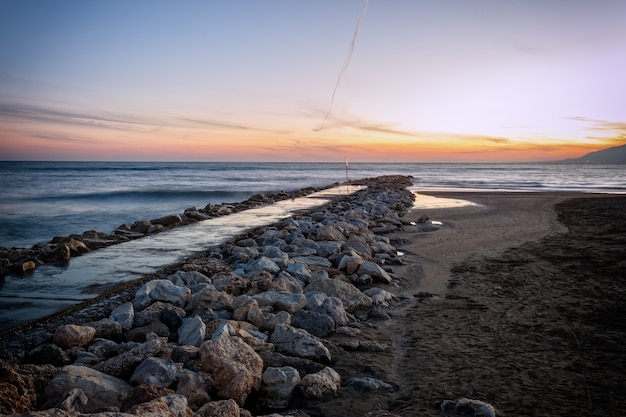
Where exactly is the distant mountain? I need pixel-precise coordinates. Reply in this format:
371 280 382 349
560 143 626 164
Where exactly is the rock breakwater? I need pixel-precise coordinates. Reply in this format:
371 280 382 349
0 175 423 416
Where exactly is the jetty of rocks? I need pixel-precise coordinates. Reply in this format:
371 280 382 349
0 175 462 416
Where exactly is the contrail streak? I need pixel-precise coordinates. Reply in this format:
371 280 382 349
321 0 368 125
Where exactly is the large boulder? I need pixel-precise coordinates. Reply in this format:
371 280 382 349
41 365 132 412
177 315 206 347
269 324 331 364
306 274 373 313
291 309 335 338
252 291 307 313
258 366 301 409
52 324 96 349
109 302 135 331
198 335 263 406
357 261 393 284
130 357 181 388
299 366 341 399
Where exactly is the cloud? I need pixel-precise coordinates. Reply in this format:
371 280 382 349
0 102 159 133
32 133 94 143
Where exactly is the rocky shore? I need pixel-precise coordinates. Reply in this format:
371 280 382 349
0 185 331 277
0 175 441 417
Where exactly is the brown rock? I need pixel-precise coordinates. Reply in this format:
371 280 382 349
198 335 263 406
194 399 240 417
52 324 96 349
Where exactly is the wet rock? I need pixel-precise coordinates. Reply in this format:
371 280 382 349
52 324 96 349
357 261 393 284
109 301 135 331
41 365 132 412
130 357 181 388
270 324 331 364
177 315 206 347
151 214 182 227
198 335 263 406
299 366 341 399
259 366 301 409
440 398 497 417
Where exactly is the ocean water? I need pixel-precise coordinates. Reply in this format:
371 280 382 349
1 161 624 248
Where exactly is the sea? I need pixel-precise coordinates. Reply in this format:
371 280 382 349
1 161 625 248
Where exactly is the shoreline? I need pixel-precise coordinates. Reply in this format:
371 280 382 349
1 182 624 416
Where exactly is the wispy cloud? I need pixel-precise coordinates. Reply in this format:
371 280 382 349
0 102 159 133
32 133 94 143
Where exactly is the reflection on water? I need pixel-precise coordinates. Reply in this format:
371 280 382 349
0 186 364 331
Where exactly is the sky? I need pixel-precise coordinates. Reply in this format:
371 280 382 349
0 0 625 163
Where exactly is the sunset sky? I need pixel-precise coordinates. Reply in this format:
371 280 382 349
1 0 625 162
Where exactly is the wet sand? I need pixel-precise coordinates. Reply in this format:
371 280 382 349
310 192 625 417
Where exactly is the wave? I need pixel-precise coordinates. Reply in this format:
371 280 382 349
27 189 257 203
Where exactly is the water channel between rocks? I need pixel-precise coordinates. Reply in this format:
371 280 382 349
0 185 365 332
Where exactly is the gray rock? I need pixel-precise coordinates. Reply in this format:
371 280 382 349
346 376 395 393
150 281 191 306
285 262 312 283
93 336 164 378
290 255 332 268
150 214 182 226
130 357 181 388
338 250 364 274
343 235 372 259
169 270 211 287
252 291 307 313
363 287 397 305
357 261 393 284
441 398 497 417
291 309 335 337
315 240 343 258
306 274 373 313
259 366 301 409
270 324 331 364
247 256 281 274
299 366 341 399
316 296 351 326
88 339 119 359
177 315 206 347
109 302 135 331
56 387 88 413
41 365 132 412
86 318 123 341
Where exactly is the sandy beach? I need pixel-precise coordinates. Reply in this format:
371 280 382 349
1 187 624 416
311 191 625 416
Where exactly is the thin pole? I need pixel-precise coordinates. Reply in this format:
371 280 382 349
345 155 349 194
